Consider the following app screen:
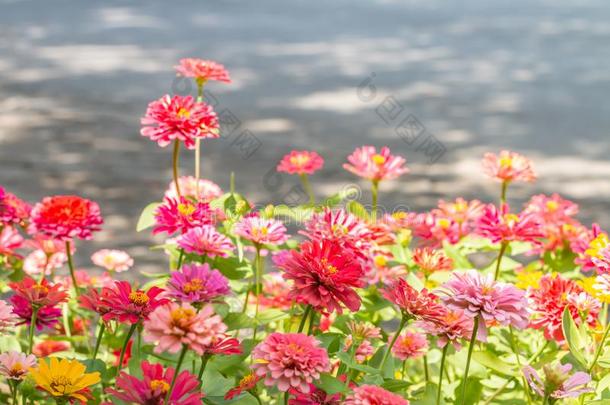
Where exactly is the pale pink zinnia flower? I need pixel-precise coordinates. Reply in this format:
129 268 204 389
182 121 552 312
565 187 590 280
476 203 544 245
140 95 219 149
343 146 409 182
439 270 529 340
482 150 536 183
177 225 235 258
174 58 231 83
144 302 228 355
417 309 474 349
277 150 324 175
251 333 330 393
234 215 288 246
0 351 37 380
0 300 17 333
23 249 67 276
165 176 223 203
523 362 592 400
344 385 409 405
91 249 134 272
166 263 230 303
391 330 429 361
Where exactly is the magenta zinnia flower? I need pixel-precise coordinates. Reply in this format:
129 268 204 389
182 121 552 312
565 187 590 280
153 196 215 236
476 203 544 245
100 281 168 324
28 195 103 241
141 95 219 149
482 150 536 183
234 215 288 246
144 302 228 355
277 150 324 175
279 239 365 314
344 385 409 405
175 58 231 83
252 333 330 393
382 278 445 322
523 362 592 400
177 225 235 258
107 361 203 405
166 263 230 303
343 146 409 182
439 270 529 340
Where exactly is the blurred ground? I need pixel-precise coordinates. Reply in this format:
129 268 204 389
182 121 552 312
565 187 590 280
1 0 610 272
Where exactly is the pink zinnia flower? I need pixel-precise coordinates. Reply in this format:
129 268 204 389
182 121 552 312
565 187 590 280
141 95 219 149
9 278 67 331
343 146 409 182
100 281 168 324
289 384 342 405
584 233 610 274
107 361 203 405
23 249 67 276
482 150 536 183
0 351 37 380
91 249 134 272
390 330 428 360
175 58 231 83
301 208 373 258
417 308 474 349
253 272 294 310
165 176 223 202
0 187 31 225
382 278 445 322
412 247 453 275
279 239 365 314
439 270 529 340
523 362 592 400
177 225 235 258
277 150 324 175
0 300 17 333
153 196 215 236
434 198 485 226
167 263 230 303
344 385 409 405
0 225 24 256
476 203 544 245
28 195 103 241
252 333 330 393
528 274 599 342
234 215 288 246
144 302 228 355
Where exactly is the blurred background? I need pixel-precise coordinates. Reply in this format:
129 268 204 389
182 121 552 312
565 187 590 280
1 0 609 271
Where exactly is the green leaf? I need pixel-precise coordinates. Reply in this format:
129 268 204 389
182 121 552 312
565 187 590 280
442 241 473 269
223 313 255 330
317 373 346 394
136 202 161 232
561 306 588 368
471 352 518 377
256 308 289 325
202 366 234 396
381 379 411 392
346 200 370 220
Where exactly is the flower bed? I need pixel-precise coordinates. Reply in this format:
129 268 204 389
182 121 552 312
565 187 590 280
0 59 609 404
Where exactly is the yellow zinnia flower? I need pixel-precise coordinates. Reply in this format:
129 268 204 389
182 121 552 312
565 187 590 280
29 358 101 403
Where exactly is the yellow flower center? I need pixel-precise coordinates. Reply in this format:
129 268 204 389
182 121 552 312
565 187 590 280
331 224 348 235
10 363 23 376
177 107 191 119
289 154 310 167
252 226 269 238
504 213 520 225
50 375 73 395
287 343 304 353
150 379 170 393
437 218 451 229
499 156 513 168
321 258 338 274
374 255 387 268
183 278 204 294
33 284 49 295
586 234 609 259
178 203 195 217
170 307 195 323
128 291 149 306
371 154 386 166
546 200 559 211
239 373 257 388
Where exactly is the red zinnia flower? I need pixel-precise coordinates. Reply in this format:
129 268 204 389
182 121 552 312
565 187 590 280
153 196 215 236
33 340 70 357
225 373 263 400
382 278 445 322
175 58 231 83
0 187 31 225
412 247 453 275
28 195 103 241
100 281 168 324
278 239 365 314
141 95 219 149
9 278 68 330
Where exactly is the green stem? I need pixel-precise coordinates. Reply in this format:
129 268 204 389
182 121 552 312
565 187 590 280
588 320 610 374
283 392 289 405
65 241 79 296
92 322 105 360
297 305 312 333
460 317 480 405
299 174 315 205
253 245 264 340
501 181 508 204
172 140 181 198
423 355 429 383
10 381 17 405
509 326 532 405
307 309 317 335
28 307 39 354
379 315 407 371
165 345 188 405
197 354 210 383
116 323 137 376
493 242 508 281
482 377 515 405
176 248 185 270
371 180 379 221
436 344 449 405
